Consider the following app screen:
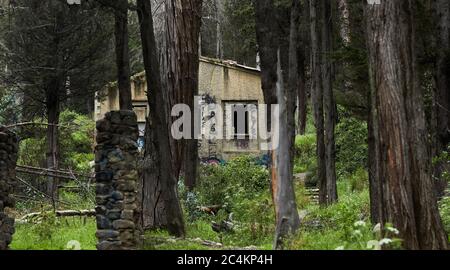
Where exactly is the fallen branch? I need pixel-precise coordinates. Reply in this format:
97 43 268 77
16 209 96 224
17 165 95 180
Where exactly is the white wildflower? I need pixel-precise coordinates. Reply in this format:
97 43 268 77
386 227 400 235
352 230 363 238
335 246 345 250
367 240 381 250
379 238 393 246
66 240 81 250
354 221 366 227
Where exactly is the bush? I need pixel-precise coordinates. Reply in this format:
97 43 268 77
195 156 269 211
18 110 95 173
15 110 95 211
335 107 368 178
348 168 369 193
294 134 317 174
439 197 450 237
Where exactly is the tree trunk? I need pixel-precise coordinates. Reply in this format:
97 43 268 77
136 0 185 237
321 0 337 204
297 48 307 135
310 0 327 205
367 79 383 224
215 0 224 59
161 0 202 189
45 83 60 208
115 0 133 111
254 0 280 110
273 0 302 250
433 0 450 197
297 1 308 136
255 0 300 249
366 0 449 250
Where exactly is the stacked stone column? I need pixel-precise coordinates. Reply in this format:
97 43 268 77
95 111 139 250
0 127 18 250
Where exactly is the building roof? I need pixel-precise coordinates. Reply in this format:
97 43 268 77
128 57 260 83
199 56 261 74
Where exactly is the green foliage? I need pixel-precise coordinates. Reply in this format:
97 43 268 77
335 107 368 178
195 156 269 211
11 217 96 250
294 134 317 174
348 168 369 193
0 88 20 125
439 197 450 237
59 110 95 172
178 156 273 248
433 144 450 183
223 0 257 65
18 110 95 173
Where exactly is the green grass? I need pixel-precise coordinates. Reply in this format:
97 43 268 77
11 217 96 250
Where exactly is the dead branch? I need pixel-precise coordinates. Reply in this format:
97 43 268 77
17 209 96 224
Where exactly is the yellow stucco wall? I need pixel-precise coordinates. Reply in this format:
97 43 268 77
95 57 264 160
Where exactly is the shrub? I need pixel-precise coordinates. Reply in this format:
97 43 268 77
294 134 317 174
18 110 95 173
348 168 369 192
439 197 450 236
335 107 368 178
196 156 269 211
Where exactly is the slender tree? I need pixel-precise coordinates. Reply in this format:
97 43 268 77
309 0 327 205
115 0 133 110
321 0 337 203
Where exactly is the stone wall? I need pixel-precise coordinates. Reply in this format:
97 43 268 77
0 127 18 250
95 111 140 250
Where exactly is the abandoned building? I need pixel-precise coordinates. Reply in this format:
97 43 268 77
95 57 265 160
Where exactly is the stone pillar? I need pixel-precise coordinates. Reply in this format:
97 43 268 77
0 127 18 250
95 111 140 250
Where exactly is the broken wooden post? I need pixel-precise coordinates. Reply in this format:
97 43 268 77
0 126 18 250
95 111 140 250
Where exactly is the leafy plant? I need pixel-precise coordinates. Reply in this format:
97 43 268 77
335 107 368 178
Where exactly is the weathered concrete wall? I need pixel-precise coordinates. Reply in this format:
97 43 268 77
0 127 18 250
197 59 263 159
95 111 140 250
95 57 264 160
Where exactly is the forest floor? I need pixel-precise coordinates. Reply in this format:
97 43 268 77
9 173 450 250
9 179 376 250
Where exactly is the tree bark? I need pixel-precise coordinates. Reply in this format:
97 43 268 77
46 86 60 207
310 0 327 206
255 0 300 249
297 1 308 136
297 48 307 135
160 0 202 189
367 77 383 224
115 0 133 111
433 0 450 197
136 0 185 237
254 0 280 110
321 0 337 204
366 0 449 250
215 0 224 59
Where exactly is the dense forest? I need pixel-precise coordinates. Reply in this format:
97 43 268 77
0 0 449 251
